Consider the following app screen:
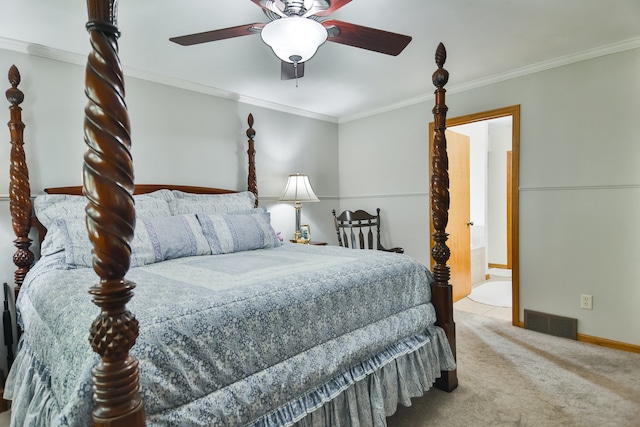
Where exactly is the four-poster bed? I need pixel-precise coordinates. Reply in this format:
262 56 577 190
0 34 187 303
3 2 457 426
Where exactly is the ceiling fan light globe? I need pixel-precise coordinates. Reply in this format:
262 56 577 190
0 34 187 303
261 16 327 63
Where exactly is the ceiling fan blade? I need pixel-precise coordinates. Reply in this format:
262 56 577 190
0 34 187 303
249 0 287 17
313 0 352 17
322 20 411 56
281 61 305 80
249 0 269 10
170 23 264 46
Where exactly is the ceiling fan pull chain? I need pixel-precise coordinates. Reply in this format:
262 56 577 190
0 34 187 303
290 54 302 87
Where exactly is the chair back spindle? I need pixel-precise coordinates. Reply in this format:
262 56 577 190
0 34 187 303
332 208 404 253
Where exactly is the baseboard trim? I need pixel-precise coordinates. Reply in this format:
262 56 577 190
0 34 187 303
513 322 640 353
577 333 640 354
488 263 509 269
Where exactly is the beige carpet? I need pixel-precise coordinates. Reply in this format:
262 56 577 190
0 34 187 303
387 309 640 426
0 408 8 427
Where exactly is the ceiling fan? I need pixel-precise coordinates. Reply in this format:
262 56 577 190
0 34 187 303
169 0 412 81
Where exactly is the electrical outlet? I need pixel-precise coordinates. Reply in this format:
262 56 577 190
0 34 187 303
580 294 593 310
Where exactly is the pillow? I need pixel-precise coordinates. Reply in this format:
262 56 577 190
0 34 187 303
130 214 211 266
168 191 256 215
134 193 174 219
227 207 269 216
55 214 210 267
33 194 85 230
197 210 280 255
34 190 173 230
136 189 176 203
39 222 67 257
53 216 96 267
172 190 255 201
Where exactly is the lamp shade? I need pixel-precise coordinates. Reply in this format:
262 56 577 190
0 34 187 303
280 173 320 203
261 16 328 63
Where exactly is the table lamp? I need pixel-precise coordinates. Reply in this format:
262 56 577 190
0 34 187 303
279 173 319 241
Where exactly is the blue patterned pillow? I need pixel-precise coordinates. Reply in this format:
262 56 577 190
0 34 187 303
35 191 174 257
56 214 210 267
53 217 103 268
168 191 256 215
34 191 173 230
40 222 68 257
33 194 85 230
131 214 211 266
197 211 280 254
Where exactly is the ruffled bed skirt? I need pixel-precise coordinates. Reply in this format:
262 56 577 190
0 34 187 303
254 325 456 427
4 326 455 427
4 340 61 426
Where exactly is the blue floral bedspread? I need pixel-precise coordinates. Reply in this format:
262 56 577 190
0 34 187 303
7 243 450 426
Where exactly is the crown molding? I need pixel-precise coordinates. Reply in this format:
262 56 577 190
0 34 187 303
339 37 640 123
3 35 638 125
0 36 338 123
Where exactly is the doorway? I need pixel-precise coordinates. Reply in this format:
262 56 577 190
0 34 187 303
429 105 521 326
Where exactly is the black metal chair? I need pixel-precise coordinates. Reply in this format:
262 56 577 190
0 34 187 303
332 208 404 253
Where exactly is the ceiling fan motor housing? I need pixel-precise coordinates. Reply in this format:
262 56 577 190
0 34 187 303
283 0 313 16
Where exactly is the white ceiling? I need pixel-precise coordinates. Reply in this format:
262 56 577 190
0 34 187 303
1 0 640 122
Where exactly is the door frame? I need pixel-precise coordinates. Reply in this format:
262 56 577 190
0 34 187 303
429 105 521 326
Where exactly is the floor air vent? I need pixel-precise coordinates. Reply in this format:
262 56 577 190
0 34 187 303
524 309 577 340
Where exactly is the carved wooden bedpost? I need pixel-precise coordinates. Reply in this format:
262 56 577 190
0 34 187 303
247 113 258 207
430 43 458 392
6 65 34 300
83 1 145 425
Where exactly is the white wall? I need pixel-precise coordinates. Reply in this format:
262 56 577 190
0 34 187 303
487 120 511 265
0 48 339 374
338 105 432 262
339 47 640 348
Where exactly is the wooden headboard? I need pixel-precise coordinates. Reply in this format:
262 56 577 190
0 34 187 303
44 184 239 196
